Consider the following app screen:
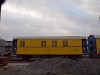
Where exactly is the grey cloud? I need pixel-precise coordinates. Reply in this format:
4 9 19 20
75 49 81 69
0 0 100 40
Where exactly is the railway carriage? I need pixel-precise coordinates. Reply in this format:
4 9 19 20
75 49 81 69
13 36 87 60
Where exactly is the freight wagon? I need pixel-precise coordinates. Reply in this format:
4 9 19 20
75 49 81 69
88 35 100 57
12 36 87 60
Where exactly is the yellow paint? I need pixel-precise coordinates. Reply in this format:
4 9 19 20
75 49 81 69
46 40 52 47
17 39 83 55
17 40 30 47
57 40 63 47
17 47 82 55
68 39 82 46
30 40 41 47
96 39 100 54
25 40 30 47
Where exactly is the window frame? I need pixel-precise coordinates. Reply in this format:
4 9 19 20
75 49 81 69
20 41 25 47
63 40 68 47
52 40 57 47
41 41 46 47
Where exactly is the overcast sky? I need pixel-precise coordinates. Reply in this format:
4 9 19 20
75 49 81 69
0 0 100 41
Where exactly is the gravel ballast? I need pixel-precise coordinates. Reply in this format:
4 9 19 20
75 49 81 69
0 58 100 75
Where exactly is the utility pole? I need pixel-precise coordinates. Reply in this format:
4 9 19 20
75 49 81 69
0 0 6 20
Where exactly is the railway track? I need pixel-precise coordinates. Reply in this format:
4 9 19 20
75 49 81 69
7 54 100 63
8 56 48 63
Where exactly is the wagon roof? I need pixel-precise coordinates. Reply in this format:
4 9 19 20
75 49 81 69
93 35 100 38
89 35 100 38
14 36 86 40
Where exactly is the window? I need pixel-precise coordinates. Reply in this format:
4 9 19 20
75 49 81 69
41 41 46 47
20 41 25 47
52 41 57 47
63 41 68 47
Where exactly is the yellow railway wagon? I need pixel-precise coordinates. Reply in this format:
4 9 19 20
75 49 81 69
96 38 100 54
13 36 87 60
